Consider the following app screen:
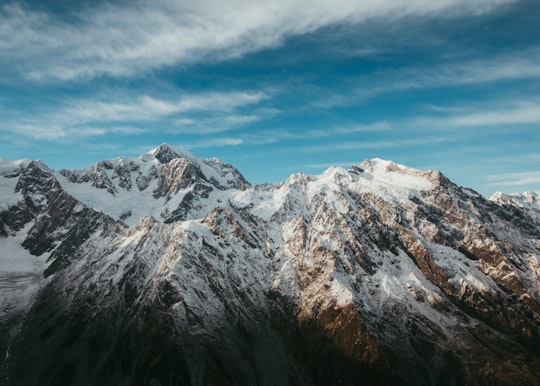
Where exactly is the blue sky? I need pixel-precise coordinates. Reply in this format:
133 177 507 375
0 0 539 197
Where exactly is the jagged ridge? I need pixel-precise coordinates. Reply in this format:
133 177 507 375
1 145 540 386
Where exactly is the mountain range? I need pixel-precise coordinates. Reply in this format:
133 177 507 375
1 144 540 385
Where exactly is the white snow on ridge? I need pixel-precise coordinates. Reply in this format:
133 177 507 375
0 147 497 232
0 175 22 212
0 237 46 274
345 158 435 203
56 160 168 226
0 158 31 211
55 147 248 225
491 191 540 211
0 158 32 173
3 148 535 229
3 146 540 362
56 153 173 225
298 158 435 215
148 143 196 163
1 144 441 227
0 235 48 322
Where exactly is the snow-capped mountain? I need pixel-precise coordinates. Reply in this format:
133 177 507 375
1 144 540 386
491 191 540 225
56 144 249 225
491 191 540 211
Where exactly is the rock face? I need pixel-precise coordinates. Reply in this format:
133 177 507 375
1 145 540 386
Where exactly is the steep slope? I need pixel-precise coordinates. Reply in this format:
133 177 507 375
491 191 540 211
1 148 540 385
56 144 249 225
0 158 123 382
491 191 540 225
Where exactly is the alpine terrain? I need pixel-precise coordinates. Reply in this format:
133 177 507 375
1 144 540 386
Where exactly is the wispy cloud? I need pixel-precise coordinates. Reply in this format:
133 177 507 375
69 92 268 122
403 51 540 90
1 122 147 141
0 0 517 82
308 122 392 136
154 120 393 151
182 137 245 149
172 113 268 135
0 90 268 139
184 121 393 148
486 171 540 187
315 47 540 109
296 135 456 153
412 100 540 129
439 55 540 85
442 102 540 127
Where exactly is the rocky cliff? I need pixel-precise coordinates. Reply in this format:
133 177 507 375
1 145 539 385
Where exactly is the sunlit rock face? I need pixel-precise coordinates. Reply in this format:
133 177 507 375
1 147 540 386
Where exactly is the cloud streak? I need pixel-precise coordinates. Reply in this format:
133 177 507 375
412 100 540 129
182 137 245 149
67 91 268 122
486 171 540 187
314 47 540 109
0 90 268 139
0 0 517 81
296 135 457 153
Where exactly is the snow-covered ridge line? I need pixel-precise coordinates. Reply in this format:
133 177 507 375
490 190 540 211
47 144 249 225
2 144 540 385
4 144 535 227
2 144 536 227
47 145 439 225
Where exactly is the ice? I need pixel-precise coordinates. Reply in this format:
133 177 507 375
491 190 540 211
0 159 30 211
0 236 47 321
346 158 435 203
0 237 46 274
56 155 165 225
0 176 22 212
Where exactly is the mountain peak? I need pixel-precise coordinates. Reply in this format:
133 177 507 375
490 190 540 211
147 143 195 164
3 149 540 385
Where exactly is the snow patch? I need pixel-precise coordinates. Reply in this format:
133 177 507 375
0 236 47 321
0 237 46 274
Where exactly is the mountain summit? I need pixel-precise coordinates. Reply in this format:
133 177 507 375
149 143 195 164
1 147 540 385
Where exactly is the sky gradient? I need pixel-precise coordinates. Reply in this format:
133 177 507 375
1 0 539 197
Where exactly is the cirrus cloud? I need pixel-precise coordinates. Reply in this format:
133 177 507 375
0 0 517 81
0 90 269 139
